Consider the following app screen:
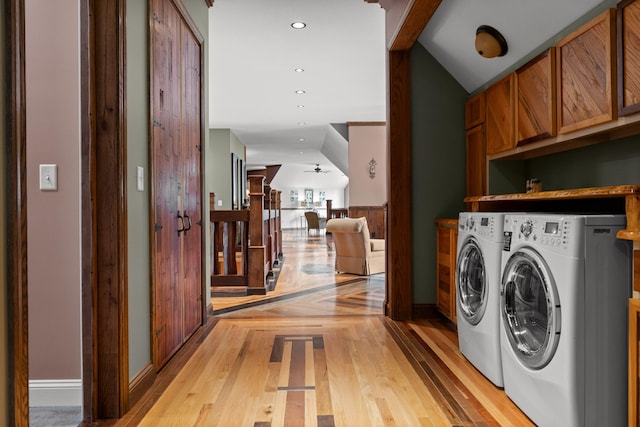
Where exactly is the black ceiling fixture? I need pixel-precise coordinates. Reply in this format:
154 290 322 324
475 25 508 58
304 163 331 174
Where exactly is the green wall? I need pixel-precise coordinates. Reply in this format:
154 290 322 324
410 43 467 304
126 0 150 380
209 129 246 210
126 0 209 380
490 134 640 194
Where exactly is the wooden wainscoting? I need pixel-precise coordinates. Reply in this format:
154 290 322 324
349 205 387 239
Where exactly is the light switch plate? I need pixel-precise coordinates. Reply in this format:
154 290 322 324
39 164 58 191
136 166 144 191
217 200 223 207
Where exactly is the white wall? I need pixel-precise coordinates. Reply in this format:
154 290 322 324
348 124 387 206
25 0 82 405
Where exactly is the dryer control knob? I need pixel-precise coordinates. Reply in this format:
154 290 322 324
466 217 475 229
520 220 533 238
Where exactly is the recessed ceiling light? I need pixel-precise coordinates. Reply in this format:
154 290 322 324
298 122 306 126
294 68 304 73
295 90 306 94
299 138 305 142
297 105 304 108
299 151 304 154
291 22 306 29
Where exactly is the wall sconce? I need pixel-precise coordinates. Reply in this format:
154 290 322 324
369 158 377 179
475 25 508 58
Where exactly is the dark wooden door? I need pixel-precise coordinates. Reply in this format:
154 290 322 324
151 0 203 369
180 22 202 339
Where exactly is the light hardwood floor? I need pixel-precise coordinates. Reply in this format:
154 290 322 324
117 229 532 426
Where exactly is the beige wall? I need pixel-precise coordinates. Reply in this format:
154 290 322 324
209 129 245 211
348 124 387 206
26 0 82 383
0 0 8 420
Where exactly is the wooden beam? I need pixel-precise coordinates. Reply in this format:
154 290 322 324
390 0 442 51
386 49 413 321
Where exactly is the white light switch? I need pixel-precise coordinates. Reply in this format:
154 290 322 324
39 164 58 191
217 200 223 207
136 166 144 191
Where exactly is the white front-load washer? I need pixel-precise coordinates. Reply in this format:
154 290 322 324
500 214 632 427
456 212 504 387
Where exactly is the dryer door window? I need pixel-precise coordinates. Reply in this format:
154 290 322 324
456 239 487 325
501 248 560 369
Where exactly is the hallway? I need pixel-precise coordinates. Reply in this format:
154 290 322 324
116 230 531 426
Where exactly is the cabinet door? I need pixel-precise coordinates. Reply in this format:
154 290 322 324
466 125 486 197
618 0 640 116
465 92 485 130
486 73 516 155
517 48 557 145
557 8 616 134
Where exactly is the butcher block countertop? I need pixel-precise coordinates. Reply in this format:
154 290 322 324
464 185 640 241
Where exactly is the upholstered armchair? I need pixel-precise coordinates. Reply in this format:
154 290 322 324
304 211 326 234
326 217 385 275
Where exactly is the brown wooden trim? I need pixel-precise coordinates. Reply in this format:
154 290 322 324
386 49 413 321
634 250 640 293
6 0 29 425
389 0 441 51
204 0 214 7
347 121 386 126
618 0 640 117
81 0 129 420
412 304 439 319
128 363 157 409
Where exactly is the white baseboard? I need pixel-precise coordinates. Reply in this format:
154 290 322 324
29 379 82 407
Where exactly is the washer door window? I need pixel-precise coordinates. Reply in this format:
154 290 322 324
456 238 487 325
501 248 560 369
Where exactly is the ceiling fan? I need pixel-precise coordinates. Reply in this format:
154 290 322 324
304 164 331 174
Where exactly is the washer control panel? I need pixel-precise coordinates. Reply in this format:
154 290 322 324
506 215 571 250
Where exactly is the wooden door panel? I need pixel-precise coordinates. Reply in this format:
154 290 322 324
152 0 184 368
181 22 202 338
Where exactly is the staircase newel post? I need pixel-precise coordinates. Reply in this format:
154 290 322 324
248 176 267 294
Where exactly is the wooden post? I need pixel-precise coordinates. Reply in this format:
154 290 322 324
277 191 283 259
248 176 267 294
326 199 333 219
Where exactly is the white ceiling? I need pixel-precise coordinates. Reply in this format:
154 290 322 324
208 0 618 188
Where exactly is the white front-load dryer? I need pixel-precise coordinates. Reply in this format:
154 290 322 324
456 212 504 387
500 214 631 427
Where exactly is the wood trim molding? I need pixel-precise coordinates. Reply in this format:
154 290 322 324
128 363 157 409
386 49 413 320
204 0 213 7
390 0 442 51
81 0 129 420
347 121 387 126
7 0 29 425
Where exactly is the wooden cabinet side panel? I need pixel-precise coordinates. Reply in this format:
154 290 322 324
618 0 640 116
517 48 557 145
486 74 516 155
557 9 616 134
465 125 486 197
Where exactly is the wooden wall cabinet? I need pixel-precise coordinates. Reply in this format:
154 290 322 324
435 219 458 322
517 48 557 145
465 91 485 129
557 8 617 134
486 73 516 155
618 0 640 116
